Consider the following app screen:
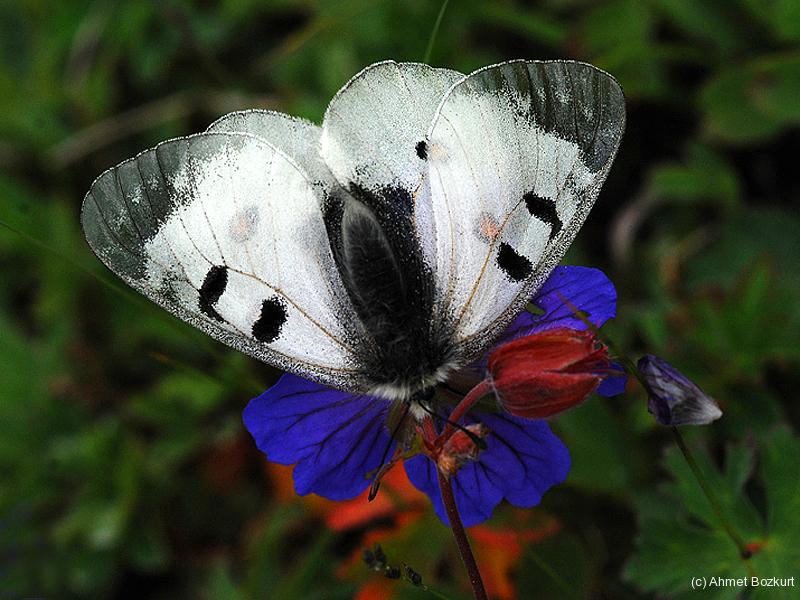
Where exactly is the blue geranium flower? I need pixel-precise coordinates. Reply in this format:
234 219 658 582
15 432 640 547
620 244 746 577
244 266 624 526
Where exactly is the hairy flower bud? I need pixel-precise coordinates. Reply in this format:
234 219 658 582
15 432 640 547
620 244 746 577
637 354 722 426
487 328 611 419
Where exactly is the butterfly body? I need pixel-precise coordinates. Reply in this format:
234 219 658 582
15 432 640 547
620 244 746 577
82 60 625 411
326 185 458 401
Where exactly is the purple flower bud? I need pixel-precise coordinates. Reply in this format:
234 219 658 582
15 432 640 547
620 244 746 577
637 355 722 426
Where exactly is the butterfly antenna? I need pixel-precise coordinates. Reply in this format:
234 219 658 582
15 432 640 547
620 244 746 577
416 402 487 450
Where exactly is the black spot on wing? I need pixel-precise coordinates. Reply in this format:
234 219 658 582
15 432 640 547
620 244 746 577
198 265 228 322
523 192 563 241
252 297 287 343
415 140 428 160
497 242 533 282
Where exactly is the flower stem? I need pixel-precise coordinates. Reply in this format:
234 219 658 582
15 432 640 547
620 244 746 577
670 426 755 577
437 470 488 600
555 293 755 574
441 380 492 441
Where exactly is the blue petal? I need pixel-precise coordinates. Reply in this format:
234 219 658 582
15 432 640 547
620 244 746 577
596 363 627 397
500 266 617 343
243 374 394 500
404 413 570 527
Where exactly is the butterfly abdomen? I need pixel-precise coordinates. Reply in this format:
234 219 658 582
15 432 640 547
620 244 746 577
325 185 454 399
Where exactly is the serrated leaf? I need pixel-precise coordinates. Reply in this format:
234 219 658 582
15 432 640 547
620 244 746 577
625 428 800 598
686 264 800 380
754 427 800 598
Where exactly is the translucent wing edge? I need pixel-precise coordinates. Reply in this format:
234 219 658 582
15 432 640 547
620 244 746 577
321 59 466 128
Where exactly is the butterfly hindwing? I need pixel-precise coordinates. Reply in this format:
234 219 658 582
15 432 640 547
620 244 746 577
321 60 463 196
81 132 370 391
421 60 625 360
206 109 336 189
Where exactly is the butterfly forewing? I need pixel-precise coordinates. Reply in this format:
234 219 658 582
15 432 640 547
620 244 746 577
422 60 625 360
81 132 370 391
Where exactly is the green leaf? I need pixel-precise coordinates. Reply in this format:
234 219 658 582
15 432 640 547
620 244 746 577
701 67 781 143
685 263 800 381
715 387 783 439
127 524 170 572
555 399 636 497
204 560 247 600
652 0 748 54
244 504 305 595
517 533 593 600
754 427 800 598
475 3 567 47
741 0 800 42
579 0 666 98
625 428 800 598
686 208 800 295
751 54 800 122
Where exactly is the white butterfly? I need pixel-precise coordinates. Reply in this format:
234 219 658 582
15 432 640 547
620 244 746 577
81 60 625 406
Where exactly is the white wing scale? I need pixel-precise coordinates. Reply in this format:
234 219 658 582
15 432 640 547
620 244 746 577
321 60 463 194
207 109 336 189
320 61 464 263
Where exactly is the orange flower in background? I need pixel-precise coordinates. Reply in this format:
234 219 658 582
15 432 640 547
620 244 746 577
472 514 561 600
265 462 562 599
325 466 426 531
264 461 426 531
353 578 394 600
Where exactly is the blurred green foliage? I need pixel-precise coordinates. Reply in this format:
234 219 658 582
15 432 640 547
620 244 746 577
0 0 798 598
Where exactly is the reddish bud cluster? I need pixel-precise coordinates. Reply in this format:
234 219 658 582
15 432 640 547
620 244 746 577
437 423 490 476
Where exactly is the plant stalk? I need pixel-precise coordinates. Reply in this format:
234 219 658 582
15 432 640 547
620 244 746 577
423 0 450 64
440 380 492 442
556 292 756 575
437 470 488 600
671 426 755 577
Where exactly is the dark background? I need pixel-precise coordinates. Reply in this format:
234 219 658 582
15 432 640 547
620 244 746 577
1 1 798 598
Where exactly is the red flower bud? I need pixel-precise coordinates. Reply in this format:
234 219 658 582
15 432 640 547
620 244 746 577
437 423 489 476
487 328 610 419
